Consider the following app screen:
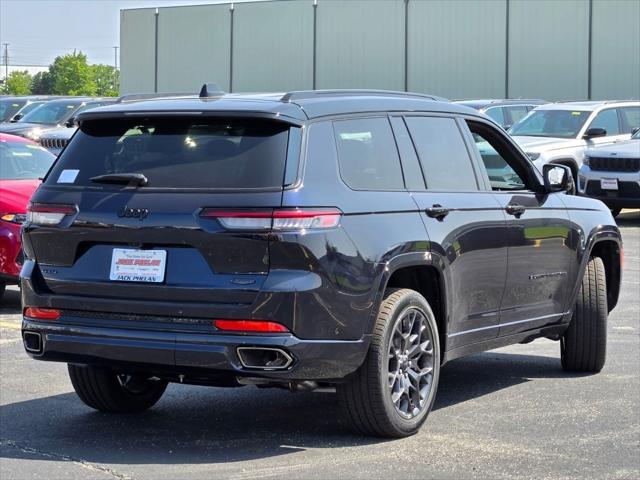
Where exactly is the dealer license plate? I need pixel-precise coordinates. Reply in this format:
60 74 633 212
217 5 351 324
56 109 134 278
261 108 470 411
600 178 619 190
109 249 167 283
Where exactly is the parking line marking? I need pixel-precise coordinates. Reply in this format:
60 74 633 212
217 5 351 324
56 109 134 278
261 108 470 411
0 321 21 330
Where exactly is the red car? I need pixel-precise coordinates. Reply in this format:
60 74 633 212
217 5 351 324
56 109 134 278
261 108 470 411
0 133 55 301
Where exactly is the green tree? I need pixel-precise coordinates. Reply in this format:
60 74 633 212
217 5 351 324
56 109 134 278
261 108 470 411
92 64 119 97
30 71 54 94
2 70 32 95
49 51 96 96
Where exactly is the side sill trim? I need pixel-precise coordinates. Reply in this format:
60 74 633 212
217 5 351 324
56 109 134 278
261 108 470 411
447 311 570 338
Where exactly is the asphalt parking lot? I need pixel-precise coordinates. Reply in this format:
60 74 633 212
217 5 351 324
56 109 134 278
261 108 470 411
0 211 638 480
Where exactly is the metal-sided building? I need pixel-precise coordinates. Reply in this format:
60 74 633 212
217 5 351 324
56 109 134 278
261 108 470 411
120 0 640 101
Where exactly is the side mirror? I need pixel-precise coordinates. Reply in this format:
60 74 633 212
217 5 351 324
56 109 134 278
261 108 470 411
65 117 76 128
503 124 512 131
543 164 573 193
10 113 23 122
583 127 606 139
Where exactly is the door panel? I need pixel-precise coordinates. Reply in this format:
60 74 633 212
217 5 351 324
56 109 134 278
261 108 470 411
399 115 509 348
413 192 509 347
493 192 572 336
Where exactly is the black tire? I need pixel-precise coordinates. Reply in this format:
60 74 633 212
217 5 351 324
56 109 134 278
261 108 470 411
68 364 168 413
610 208 622 218
561 257 608 372
337 288 440 438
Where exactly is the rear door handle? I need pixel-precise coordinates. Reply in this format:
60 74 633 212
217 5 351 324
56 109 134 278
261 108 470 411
425 204 450 220
505 203 526 217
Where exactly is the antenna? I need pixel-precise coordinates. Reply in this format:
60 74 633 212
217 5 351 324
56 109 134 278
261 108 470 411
199 83 225 98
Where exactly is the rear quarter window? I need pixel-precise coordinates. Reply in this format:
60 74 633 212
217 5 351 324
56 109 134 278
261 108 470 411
45 117 294 190
333 117 404 191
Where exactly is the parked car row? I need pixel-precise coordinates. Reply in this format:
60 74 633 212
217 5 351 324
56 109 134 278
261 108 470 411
459 98 640 215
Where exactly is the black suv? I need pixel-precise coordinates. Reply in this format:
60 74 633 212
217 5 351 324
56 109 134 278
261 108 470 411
21 89 622 438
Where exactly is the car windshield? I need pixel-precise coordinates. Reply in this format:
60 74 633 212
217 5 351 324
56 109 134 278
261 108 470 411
0 140 56 180
509 109 591 139
0 99 27 122
17 101 47 117
19 100 83 125
46 117 294 190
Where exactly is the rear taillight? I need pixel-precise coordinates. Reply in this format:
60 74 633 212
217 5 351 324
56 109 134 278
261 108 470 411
0 213 27 224
24 307 61 320
27 203 77 226
200 208 341 231
214 319 290 333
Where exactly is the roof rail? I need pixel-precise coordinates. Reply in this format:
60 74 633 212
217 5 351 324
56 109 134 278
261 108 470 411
116 92 193 102
281 89 446 103
199 83 226 98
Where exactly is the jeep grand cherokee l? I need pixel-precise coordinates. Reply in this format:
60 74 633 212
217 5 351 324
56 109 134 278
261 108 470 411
20 89 622 438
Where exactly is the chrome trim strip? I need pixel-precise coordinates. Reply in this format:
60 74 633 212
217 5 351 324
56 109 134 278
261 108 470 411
447 312 568 338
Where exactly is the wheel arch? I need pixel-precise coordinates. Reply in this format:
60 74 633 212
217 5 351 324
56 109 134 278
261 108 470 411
374 253 448 363
589 238 622 312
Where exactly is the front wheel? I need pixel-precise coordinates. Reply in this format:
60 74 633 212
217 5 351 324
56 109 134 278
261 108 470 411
338 288 440 438
68 365 167 413
561 257 608 372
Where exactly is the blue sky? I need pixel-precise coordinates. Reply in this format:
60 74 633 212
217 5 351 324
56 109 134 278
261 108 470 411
0 0 260 67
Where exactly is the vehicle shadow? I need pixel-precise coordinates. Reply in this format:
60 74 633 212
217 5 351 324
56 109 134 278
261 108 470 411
0 286 21 314
0 350 583 465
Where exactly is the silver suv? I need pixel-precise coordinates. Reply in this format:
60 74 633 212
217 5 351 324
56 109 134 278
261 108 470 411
577 127 640 217
508 101 640 181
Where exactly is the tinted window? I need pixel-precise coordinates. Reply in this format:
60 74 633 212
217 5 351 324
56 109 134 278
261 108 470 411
333 117 404 190
46 117 292 190
506 106 530 126
484 107 505 126
619 107 640 134
509 109 590 138
405 116 478 191
0 141 56 180
17 101 46 117
589 108 620 136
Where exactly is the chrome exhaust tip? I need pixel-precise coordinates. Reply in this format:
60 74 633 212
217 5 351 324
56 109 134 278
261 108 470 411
23 331 43 354
236 347 293 370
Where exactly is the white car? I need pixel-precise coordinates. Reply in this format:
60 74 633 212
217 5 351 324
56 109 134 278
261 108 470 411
577 128 640 217
509 101 640 182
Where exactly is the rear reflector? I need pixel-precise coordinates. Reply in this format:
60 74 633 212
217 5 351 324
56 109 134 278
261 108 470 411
214 320 290 333
27 203 77 226
24 307 61 320
200 208 341 231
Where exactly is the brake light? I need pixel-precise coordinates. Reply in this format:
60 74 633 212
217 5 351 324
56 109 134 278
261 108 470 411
27 203 77 226
0 213 27 224
214 320 290 333
200 208 341 231
24 307 60 320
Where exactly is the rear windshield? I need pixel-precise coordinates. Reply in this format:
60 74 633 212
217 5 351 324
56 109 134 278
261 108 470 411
45 117 294 190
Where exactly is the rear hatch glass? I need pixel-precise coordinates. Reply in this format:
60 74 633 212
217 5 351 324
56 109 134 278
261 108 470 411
45 117 293 190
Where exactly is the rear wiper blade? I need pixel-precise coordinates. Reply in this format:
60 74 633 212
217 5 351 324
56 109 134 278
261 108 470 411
90 173 148 186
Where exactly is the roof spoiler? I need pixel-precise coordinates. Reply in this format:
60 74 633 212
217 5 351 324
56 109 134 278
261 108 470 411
199 83 226 98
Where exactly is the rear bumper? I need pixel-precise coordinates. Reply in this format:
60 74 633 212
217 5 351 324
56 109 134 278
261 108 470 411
21 317 370 381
